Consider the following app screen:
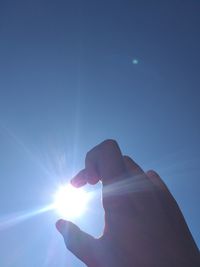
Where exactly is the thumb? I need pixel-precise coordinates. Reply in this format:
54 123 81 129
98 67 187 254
56 219 97 265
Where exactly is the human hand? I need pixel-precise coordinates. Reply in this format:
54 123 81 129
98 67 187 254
56 140 200 267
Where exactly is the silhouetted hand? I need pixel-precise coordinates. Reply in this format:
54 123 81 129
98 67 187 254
56 140 200 267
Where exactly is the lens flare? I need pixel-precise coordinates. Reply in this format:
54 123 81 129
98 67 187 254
53 184 90 219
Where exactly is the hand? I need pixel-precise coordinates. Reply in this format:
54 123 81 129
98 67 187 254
56 140 200 267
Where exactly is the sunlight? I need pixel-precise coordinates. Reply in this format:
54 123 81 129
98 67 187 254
0 205 53 231
53 184 90 219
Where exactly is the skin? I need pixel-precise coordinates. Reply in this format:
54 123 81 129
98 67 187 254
56 140 200 267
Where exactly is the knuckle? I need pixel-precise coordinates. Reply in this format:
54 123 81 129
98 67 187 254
85 139 120 166
147 169 158 177
101 139 119 149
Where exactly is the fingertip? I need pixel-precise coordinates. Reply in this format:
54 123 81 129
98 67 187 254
123 155 144 174
146 169 169 192
71 169 87 188
146 169 160 178
56 219 67 233
70 178 87 188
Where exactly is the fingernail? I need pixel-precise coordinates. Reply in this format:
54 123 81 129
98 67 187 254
71 178 86 188
70 179 78 187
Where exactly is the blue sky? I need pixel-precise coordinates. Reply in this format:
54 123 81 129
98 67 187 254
0 1 200 266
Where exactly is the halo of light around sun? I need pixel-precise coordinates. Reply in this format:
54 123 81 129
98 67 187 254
53 184 90 219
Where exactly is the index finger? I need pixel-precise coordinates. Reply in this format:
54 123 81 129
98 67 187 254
71 139 127 186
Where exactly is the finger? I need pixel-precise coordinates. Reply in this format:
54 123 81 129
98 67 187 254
123 155 144 175
146 170 181 207
145 170 187 224
56 219 98 265
71 169 87 188
146 170 197 244
85 154 99 185
124 155 155 192
86 140 128 215
86 139 126 185
71 164 99 187
146 170 170 193
71 140 128 219
71 139 126 186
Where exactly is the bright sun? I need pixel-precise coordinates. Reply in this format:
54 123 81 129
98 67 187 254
53 184 90 219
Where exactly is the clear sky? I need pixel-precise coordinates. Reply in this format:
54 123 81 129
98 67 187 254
0 1 199 266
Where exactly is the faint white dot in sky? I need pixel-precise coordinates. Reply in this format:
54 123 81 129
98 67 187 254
132 59 139 64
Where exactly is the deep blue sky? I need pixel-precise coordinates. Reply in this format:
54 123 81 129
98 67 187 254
0 1 200 266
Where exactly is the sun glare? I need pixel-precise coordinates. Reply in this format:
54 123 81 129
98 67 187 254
53 184 90 219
